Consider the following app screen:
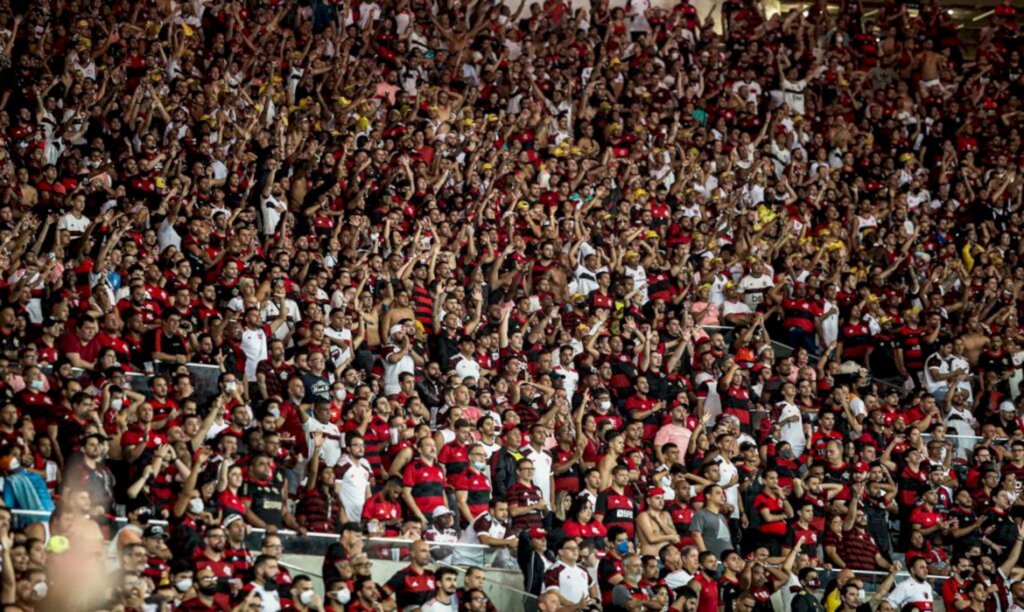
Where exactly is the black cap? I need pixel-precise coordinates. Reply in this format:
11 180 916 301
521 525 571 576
143 524 168 539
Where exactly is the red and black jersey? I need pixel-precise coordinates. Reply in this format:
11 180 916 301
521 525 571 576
597 555 624 606
754 492 788 536
402 459 447 517
192 550 236 579
899 465 931 507
362 415 391 479
785 521 820 560
438 439 470 483
552 445 582 494
143 555 169 583
508 481 545 532
361 492 403 534
623 394 660 441
411 284 434 334
721 383 753 427
595 487 637 538
148 396 180 425
454 468 492 524
781 298 822 334
383 566 436 609
897 325 926 371
223 544 254 578
840 323 873 359
666 499 695 546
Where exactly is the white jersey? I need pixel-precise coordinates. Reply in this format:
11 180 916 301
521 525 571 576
886 577 935 611
543 561 594 605
715 456 740 519
739 274 774 310
778 401 806 458
524 446 554 507
454 511 511 567
335 454 372 522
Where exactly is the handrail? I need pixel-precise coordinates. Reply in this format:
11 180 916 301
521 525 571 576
7 509 497 550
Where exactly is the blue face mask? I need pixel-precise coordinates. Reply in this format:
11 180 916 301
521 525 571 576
617 541 630 555
474 460 487 471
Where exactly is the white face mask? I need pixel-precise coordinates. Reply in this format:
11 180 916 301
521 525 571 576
299 590 316 606
225 381 237 393
175 578 193 593
334 389 346 401
335 587 351 605
599 400 611 411
189 497 205 514
111 398 124 411
33 581 48 599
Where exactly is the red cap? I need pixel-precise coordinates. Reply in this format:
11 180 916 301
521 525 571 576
647 487 666 498
528 528 547 539
853 461 870 473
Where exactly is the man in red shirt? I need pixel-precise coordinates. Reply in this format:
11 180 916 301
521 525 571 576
693 551 720 612
59 316 101 371
178 567 232 611
121 403 168 465
192 526 236 584
363 476 405 536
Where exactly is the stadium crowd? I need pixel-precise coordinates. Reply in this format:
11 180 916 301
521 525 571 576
1 0 1024 610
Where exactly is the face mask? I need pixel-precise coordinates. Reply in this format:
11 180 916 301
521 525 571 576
335 587 351 605
269 407 280 418
334 389 346 401
111 398 124 411
805 578 820 589
175 578 193 593
857 589 866 601
33 581 48 599
199 584 218 596
617 541 630 555
599 400 611 411
959 569 973 579
225 381 237 393
474 460 487 470
30 378 43 390
300 590 316 606
189 497 205 514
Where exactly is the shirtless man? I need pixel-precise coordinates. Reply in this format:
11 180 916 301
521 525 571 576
637 487 681 555
961 315 990 366
916 40 948 93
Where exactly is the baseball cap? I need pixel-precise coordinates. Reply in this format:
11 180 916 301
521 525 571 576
432 506 454 519
1000 401 1017 413
528 528 547 539
647 487 666 498
143 524 168 539
223 514 244 529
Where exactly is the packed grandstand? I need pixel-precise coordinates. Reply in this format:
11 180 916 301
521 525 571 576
0 0 1023 610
